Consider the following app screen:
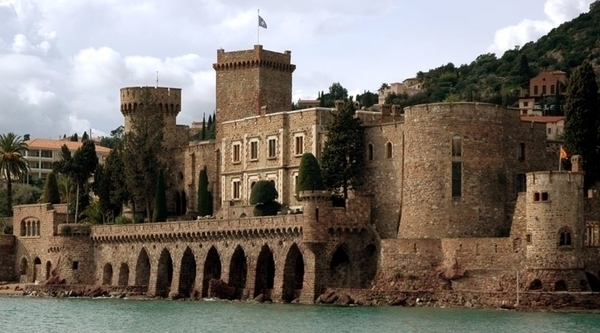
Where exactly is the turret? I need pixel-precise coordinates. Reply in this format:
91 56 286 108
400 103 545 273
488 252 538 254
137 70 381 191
299 190 332 244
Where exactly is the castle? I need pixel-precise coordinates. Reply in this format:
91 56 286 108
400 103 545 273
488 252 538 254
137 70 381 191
2 45 600 306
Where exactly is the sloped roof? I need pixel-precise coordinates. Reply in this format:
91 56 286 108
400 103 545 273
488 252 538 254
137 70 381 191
25 138 111 155
520 116 565 124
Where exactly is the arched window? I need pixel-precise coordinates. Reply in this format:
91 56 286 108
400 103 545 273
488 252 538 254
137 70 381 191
559 227 572 247
452 135 462 157
386 142 392 159
367 144 374 161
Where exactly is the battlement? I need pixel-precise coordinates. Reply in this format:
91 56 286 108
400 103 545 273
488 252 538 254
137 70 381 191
526 171 584 189
120 86 182 116
213 45 295 72
404 102 510 120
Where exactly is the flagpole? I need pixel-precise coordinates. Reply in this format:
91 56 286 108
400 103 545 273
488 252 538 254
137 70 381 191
559 145 562 171
257 9 260 45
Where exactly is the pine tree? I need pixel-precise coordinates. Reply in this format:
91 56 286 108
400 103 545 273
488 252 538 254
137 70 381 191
563 62 600 188
296 153 325 198
152 169 167 222
42 171 61 204
197 166 212 216
321 100 365 200
81 131 89 141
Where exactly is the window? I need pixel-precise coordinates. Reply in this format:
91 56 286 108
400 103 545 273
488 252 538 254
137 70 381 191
452 162 462 197
559 228 572 247
28 150 39 157
534 85 539 95
367 144 374 161
268 137 277 158
516 174 526 193
40 150 53 158
523 101 529 107
542 85 547 95
72 261 79 270
386 142 393 159
517 143 525 161
541 192 549 201
452 135 461 157
41 162 53 170
232 180 241 200
534 192 540 201
585 222 599 247
250 140 259 161
295 135 304 156
232 143 241 163
550 85 555 95
548 128 552 134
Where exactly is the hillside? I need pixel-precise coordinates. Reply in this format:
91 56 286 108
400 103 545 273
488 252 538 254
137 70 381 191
386 3 600 111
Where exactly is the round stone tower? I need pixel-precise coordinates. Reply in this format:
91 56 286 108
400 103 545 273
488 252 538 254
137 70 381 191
299 190 332 244
399 102 508 239
523 155 586 291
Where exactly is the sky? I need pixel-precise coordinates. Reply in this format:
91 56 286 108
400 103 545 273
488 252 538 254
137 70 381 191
0 0 595 139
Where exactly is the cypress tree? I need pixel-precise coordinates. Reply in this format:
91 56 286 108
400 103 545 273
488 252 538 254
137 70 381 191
563 62 600 188
197 166 212 216
296 153 325 198
201 114 206 140
42 171 61 204
250 180 280 216
152 169 167 222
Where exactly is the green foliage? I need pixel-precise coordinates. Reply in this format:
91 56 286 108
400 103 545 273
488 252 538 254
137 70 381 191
99 126 124 149
42 172 61 204
197 166 213 216
356 90 378 108
0 132 29 216
80 200 104 224
115 215 133 225
123 88 165 220
317 82 349 107
249 180 279 205
321 101 366 200
81 131 89 141
253 200 282 217
152 169 167 222
296 153 325 198
70 133 78 142
191 113 216 141
12 184 42 206
563 62 600 188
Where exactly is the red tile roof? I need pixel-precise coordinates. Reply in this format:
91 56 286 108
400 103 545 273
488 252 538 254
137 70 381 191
25 138 111 155
520 116 565 124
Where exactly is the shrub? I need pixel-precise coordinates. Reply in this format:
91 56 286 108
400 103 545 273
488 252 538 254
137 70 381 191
152 169 167 222
115 216 133 225
250 180 280 216
296 153 325 199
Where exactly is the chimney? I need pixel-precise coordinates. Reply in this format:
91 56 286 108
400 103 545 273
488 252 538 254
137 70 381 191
571 155 583 173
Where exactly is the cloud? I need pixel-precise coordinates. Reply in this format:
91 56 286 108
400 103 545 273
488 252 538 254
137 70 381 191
487 0 594 54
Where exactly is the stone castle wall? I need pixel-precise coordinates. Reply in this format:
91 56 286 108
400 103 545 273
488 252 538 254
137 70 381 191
0 235 15 281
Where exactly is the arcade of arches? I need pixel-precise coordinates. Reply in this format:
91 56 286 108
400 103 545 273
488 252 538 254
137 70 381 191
96 238 378 302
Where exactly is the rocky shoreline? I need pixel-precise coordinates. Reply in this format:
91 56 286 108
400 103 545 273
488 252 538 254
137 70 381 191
2 281 600 312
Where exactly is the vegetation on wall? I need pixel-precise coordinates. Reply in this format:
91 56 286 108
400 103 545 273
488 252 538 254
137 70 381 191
296 153 325 198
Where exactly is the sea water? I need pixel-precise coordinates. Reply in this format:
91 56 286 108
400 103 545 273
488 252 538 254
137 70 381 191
1 297 599 333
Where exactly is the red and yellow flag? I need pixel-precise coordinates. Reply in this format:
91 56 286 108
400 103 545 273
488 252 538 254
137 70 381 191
560 146 568 160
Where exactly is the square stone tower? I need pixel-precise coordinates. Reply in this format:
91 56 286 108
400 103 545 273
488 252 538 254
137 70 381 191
213 45 296 138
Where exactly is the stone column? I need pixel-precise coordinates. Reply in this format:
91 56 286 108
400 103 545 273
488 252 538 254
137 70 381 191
169 260 181 298
147 259 159 297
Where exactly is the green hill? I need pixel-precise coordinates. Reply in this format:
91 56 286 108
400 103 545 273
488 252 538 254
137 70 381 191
387 4 600 111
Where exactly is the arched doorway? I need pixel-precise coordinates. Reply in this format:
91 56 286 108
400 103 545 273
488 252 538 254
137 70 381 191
228 245 247 299
19 258 28 283
330 245 352 288
156 248 174 298
135 248 151 289
118 263 129 286
202 246 222 298
45 261 52 280
254 245 275 298
103 263 113 285
528 279 542 291
178 247 197 298
33 257 41 282
359 244 378 288
282 244 304 303
585 272 600 292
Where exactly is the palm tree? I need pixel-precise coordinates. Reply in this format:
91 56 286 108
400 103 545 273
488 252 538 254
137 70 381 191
0 133 29 216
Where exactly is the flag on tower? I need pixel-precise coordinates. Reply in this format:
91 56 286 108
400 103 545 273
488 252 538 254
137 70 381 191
560 146 568 160
258 15 267 29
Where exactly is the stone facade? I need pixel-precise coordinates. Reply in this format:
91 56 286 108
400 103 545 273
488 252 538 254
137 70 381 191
3 45 600 307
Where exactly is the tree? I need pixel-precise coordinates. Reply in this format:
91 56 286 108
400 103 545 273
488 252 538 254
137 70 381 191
296 153 325 198
249 180 280 216
99 126 124 149
123 89 165 221
563 62 600 188
0 132 29 216
152 169 167 222
12 184 42 205
321 101 365 200
318 82 349 107
70 133 78 142
197 166 213 216
81 131 89 142
42 171 61 204
356 90 378 108
378 83 390 92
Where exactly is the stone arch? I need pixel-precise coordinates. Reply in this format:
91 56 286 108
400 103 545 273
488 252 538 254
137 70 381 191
202 246 222 297
102 263 113 285
156 248 174 298
528 279 542 291
282 243 304 303
45 261 52 280
228 245 247 299
19 257 28 282
135 248 151 288
330 244 352 288
178 247 197 298
554 280 567 291
585 272 600 292
118 263 129 286
386 142 393 159
580 279 589 291
33 257 41 282
359 244 378 288
254 244 275 298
